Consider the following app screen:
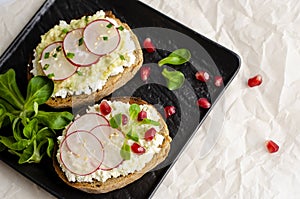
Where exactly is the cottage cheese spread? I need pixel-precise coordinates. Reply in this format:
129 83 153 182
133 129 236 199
31 10 137 98
56 100 165 183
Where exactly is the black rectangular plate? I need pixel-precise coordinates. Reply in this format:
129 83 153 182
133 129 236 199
0 0 240 198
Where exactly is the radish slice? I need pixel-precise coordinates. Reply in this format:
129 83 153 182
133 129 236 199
90 125 125 170
60 130 104 176
40 42 77 80
66 113 109 136
63 28 100 66
83 19 120 55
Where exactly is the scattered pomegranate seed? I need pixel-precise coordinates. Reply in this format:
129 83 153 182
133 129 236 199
99 101 111 115
143 38 156 53
140 66 151 81
214 76 223 87
197 98 211 109
137 110 147 121
195 71 210 82
265 140 279 153
131 143 146 154
248 74 262 87
122 114 128 125
144 128 157 141
164 106 176 118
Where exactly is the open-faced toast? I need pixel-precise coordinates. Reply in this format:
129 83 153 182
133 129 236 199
53 97 172 193
31 11 143 108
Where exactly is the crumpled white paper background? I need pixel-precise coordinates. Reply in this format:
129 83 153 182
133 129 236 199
1 0 300 198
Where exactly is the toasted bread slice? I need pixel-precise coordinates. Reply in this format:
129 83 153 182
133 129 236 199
53 97 172 193
53 97 171 194
32 11 143 108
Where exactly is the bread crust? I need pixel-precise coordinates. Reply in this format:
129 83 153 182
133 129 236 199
35 11 143 108
53 97 172 194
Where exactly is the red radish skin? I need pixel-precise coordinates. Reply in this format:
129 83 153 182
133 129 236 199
66 113 109 136
62 28 100 67
164 106 176 119
265 140 279 153
138 110 147 121
40 42 77 81
144 128 157 141
143 38 156 53
140 66 151 81
60 130 104 176
195 71 210 82
83 19 120 55
197 98 211 109
100 101 112 116
214 76 223 87
131 143 146 154
248 75 262 87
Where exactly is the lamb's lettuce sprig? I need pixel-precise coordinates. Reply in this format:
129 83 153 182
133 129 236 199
0 69 73 164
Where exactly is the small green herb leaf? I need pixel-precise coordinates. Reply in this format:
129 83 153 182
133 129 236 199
0 69 25 110
0 136 30 151
162 68 185 90
106 23 113 28
118 26 124 31
43 64 50 70
120 141 131 160
85 16 89 23
33 102 39 116
119 54 125 61
47 73 55 79
129 104 140 120
35 111 73 130
52 53 57 58
109 113 122 129
139 118 160 126
78 37 84 46
25 75 54 108
12 118 22 141
0 136 17 149
23 118 38 139
62 28 69 34
158 49 191 66
103 36 108 41
0 143 5 152
36 127 55 142
0 105 7 128
17 140 44 164
44 52 50 59
66 52 75 59
0 103 16 128
46 138 54 157
56 46 62 52
77 70 83 76
126 129 139 142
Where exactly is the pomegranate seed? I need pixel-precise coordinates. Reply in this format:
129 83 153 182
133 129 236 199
214 76 223 87
140 66 151 81
143 38 156 53
144 128 157 141
195 71 210 82
164 106 176 118
197 98 211 109
137 110 147 121
248 75 262 87
122 114 128 125
265 140 279 153
131 143 146 154
99 101 111 115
